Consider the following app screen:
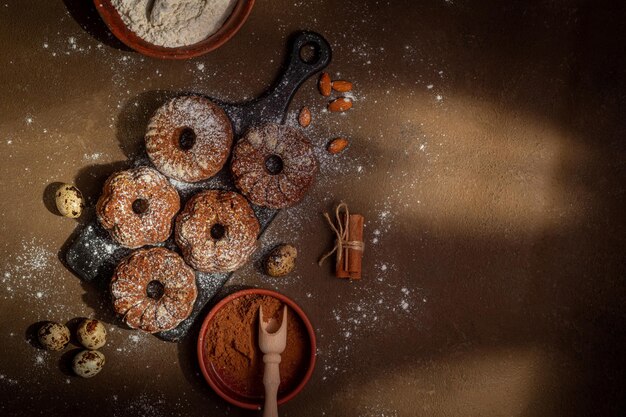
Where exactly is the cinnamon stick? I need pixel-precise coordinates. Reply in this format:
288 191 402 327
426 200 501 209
335 213 364 279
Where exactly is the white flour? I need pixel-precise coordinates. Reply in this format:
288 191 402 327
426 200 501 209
111 0 237 47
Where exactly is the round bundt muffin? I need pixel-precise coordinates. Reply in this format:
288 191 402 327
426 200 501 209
110 247 197 333
96 167 180 248
231 123 317 209
175 190 260 273
145 95 233 183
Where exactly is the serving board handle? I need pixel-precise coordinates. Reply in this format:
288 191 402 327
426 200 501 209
224 31 332 134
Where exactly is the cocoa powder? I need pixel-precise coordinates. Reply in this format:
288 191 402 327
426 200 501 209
203 294 309 398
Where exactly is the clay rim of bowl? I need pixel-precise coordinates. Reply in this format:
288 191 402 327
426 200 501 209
93 0 255 59
197 288 317 410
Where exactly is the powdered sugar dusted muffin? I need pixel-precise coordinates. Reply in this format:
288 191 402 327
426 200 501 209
145 95 233 183
175 190 260 273
111 247 197 333
231 123 317 209
96 167 180 248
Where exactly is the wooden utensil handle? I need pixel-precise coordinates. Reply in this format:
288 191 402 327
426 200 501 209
263 353 281 417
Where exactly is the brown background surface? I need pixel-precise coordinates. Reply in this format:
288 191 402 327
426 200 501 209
0 0 625 416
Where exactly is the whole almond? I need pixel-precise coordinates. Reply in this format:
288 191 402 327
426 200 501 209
327 138 349 154
332 80 353 92
328 97 353 112
319 72 331 97
298 107 311 127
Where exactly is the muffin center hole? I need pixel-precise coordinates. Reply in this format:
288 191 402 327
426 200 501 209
179 127 196 151
146 280 165 300
264 155 284 175
132 198 149 215
210 223 226 240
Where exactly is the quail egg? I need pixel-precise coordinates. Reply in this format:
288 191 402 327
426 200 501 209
76 319 107 350
55 183 84 218
265 244 297 277
72 350 105 378
37 322 70 351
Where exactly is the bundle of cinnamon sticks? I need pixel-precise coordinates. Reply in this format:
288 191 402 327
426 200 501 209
319 203 365 280
335 212 364 279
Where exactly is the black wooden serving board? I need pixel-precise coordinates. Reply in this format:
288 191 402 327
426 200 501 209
65 32 332 341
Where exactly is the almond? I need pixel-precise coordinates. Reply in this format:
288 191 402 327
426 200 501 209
327 137 349 154
298 107 311 127
328 97 353 112
332 80 353 92
319 72 331 96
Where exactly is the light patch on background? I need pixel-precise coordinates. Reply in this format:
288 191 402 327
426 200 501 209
380 94 589 237
328 345 553 416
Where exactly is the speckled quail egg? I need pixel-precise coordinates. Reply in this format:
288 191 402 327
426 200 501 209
76 319 107 350
55 183 84 218
37 322 70 351
265 244 298 277
72 350 105 378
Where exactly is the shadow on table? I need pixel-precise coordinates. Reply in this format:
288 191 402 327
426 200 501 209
62 0 131 51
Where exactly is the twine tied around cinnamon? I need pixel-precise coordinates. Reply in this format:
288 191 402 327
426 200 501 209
318 202 364 271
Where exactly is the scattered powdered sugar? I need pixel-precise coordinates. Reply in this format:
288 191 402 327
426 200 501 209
33 352 47 367
114 330 152 354
1 239 63 305
0 374 19 386
317 282 426 376
358 404 400 417
82 229 119 260
371 229 381 245
195 271 229 296
113 392 167 417
83 152 104 162
18 241 52 272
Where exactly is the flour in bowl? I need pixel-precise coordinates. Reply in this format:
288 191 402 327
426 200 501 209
111 0 238 48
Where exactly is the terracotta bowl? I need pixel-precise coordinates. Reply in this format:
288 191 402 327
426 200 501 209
94 0 255 59
197 288 316 410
